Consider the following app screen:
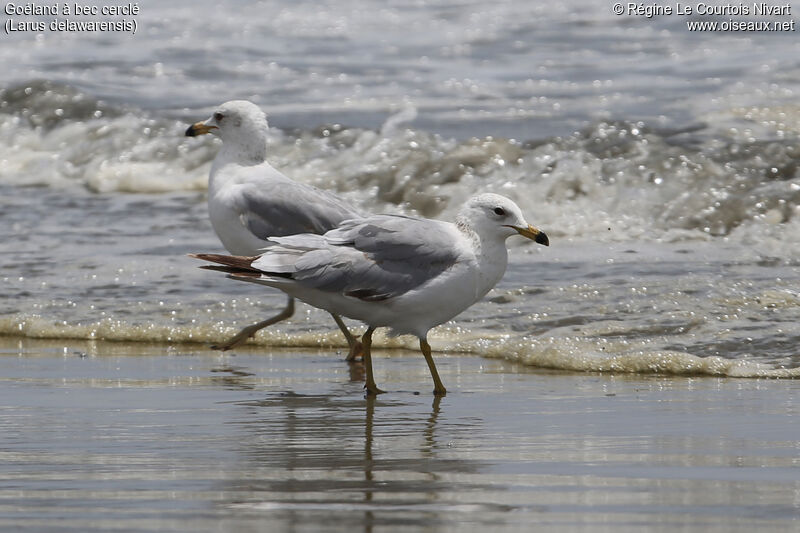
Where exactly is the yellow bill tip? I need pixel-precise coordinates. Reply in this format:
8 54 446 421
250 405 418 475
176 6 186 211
513 224 549 246
185 121 217 137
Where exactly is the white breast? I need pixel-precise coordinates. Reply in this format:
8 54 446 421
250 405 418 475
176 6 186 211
207 163 269 256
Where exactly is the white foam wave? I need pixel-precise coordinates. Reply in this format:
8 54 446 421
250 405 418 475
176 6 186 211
3 315 797 379
4 82 800 244
455 334 800 379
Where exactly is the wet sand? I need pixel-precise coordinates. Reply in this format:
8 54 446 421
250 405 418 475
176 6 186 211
0 337 798 532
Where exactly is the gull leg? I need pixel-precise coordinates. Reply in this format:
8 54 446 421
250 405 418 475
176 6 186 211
211 296 295 351
361 327 385 395
331 313 363 361
420 338 447 396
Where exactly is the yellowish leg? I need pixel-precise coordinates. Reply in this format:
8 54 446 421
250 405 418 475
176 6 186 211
211 297 295 351
331 313 363 361
420 338 446 396
361 327 385 395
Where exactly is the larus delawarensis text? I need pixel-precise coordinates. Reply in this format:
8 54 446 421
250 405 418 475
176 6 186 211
185 100 364 356
191 193 549 395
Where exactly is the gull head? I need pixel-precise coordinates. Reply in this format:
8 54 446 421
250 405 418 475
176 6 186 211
185 100 270 163
458 193 549 246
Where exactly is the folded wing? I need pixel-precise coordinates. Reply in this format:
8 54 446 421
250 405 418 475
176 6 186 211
256 215 463 301
229 169 362 238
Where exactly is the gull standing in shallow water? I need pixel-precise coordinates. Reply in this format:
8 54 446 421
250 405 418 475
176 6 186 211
186 100 364 356
191 193 549 395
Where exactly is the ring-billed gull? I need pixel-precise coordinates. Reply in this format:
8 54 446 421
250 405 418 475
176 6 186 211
191 193 549 395
186 100 363 356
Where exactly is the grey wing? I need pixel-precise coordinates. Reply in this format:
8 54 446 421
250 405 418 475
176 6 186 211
237 180 361 239
258 216 463 301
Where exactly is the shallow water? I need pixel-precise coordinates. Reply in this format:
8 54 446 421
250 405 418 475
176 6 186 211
4 201 800 377
1 339 799 532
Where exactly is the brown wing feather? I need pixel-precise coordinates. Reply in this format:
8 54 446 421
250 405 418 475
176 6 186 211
198 265 263 278
189 253 295 280
188 253 264 277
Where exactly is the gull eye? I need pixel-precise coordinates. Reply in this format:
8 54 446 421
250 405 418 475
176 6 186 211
493 207 506 216
213 112 224 122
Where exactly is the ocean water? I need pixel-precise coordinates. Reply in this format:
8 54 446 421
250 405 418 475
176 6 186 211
1 344 798 532
2 0 800 377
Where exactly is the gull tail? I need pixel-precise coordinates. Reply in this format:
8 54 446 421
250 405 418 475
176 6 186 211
188 253 263 278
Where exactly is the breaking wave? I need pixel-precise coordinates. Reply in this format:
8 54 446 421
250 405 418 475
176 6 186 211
2 81 800 241
2 312 799 379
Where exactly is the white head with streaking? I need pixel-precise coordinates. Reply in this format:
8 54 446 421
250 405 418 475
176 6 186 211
186 100 269 165
457 193 548 244
453 193 549 291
